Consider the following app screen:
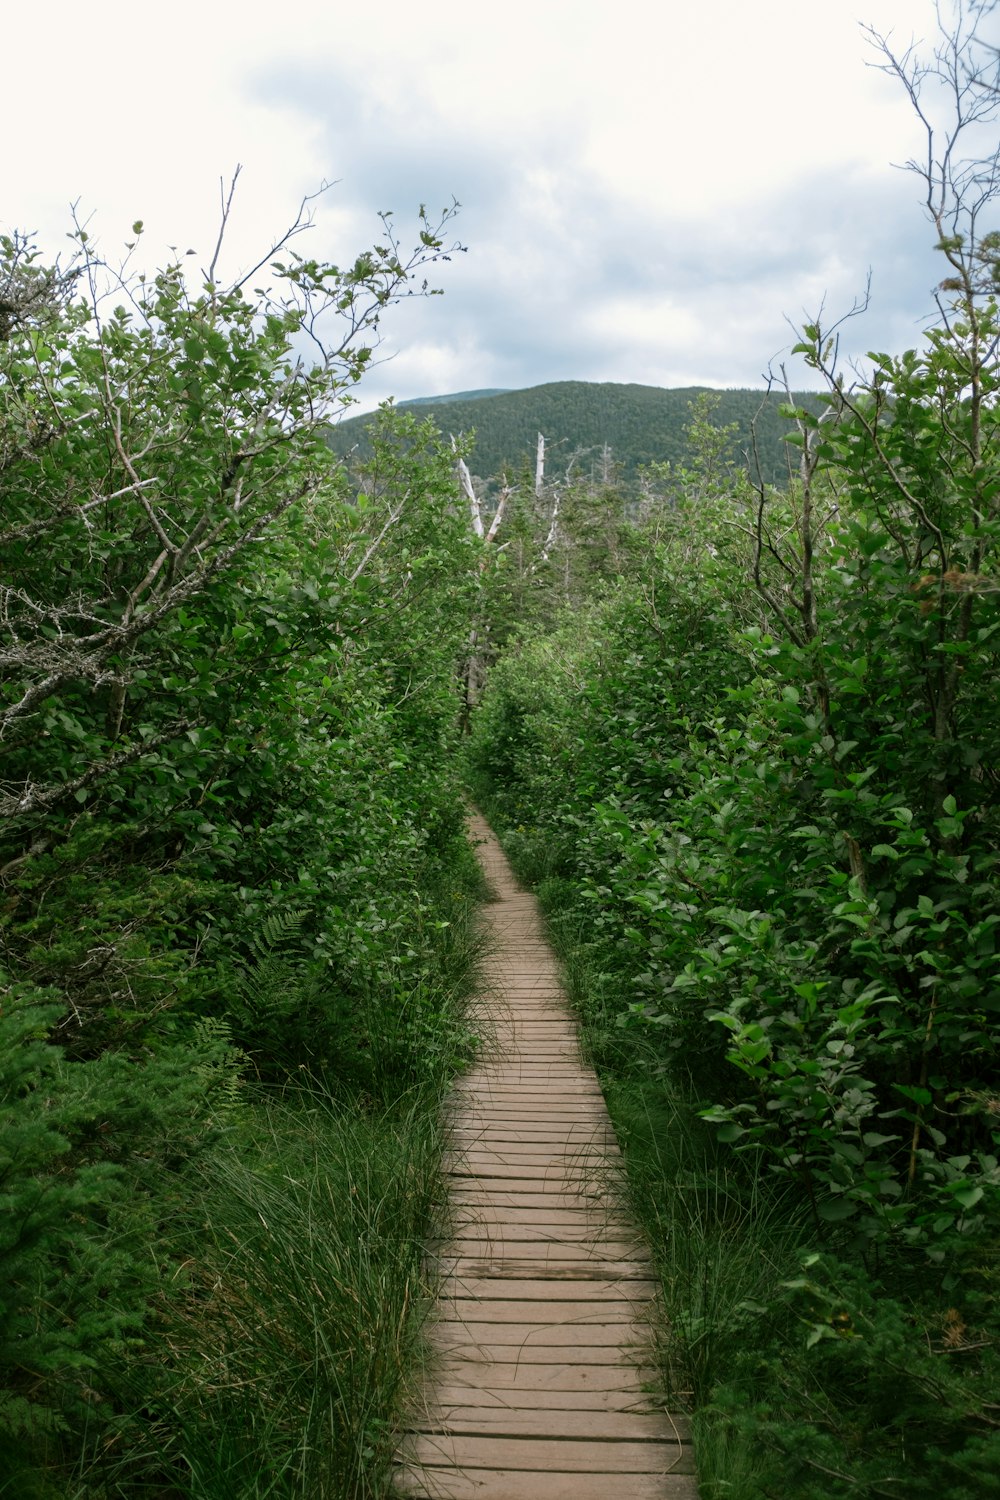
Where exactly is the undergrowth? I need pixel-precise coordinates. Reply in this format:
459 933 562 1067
1 830 487 1499
489 819 1000 1500
82 1085 447 1500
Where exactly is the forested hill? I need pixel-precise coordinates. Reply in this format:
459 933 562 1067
399 388 510 405
328 380 824 485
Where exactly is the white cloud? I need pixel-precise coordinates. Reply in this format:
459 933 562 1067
6 0 977 415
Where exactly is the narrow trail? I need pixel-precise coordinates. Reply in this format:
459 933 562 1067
394 816 698 1500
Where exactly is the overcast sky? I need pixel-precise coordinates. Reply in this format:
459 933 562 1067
6 0 993 412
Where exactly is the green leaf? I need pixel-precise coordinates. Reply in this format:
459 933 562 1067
895 1084 932 1107
818 1197 858 1221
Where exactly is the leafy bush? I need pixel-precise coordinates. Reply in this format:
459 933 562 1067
468 206 1000 1490
0 205 483 1491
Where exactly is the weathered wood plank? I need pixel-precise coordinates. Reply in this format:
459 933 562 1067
395 1466 700 1499
409 1410 683 1442
448 1191 619 1210
435 1260 653 1282
448 1146 618 1163
447 1204 627 1226
428 1387 686 1421
400 1434 697 1474
438 1278 657 1300
428 1341 645 1366
428 1360 657 1391
438 1302 650 1328
430 1322 644 1348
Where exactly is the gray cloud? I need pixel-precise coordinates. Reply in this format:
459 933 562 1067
249 5 966 411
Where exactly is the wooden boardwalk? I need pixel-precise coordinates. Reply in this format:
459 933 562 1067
394 817 698 1500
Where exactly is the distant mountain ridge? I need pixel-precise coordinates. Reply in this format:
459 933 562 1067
329 380 823 487
398 388 511 406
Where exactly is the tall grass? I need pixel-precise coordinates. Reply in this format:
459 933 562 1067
604 1084 813 1500
86 1085 445 1500
72 848 490 1499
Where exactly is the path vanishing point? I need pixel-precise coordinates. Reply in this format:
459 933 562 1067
394 816 699 1500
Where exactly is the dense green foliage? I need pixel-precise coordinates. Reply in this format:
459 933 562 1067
329 380 824 489
0 209 485 1496
465 153 1000 1494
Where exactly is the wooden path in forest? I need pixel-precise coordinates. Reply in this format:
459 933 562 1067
394 816 698 1500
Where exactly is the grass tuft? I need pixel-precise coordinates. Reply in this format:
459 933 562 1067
88 1085 445 1499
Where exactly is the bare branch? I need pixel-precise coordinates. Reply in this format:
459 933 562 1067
0 718 196 822
204 165 243 288
484 480 511 546
540 490 560 562
452 434 483 537
348 495 408 583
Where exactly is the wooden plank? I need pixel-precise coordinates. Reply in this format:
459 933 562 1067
449 1135 612 1148
452 1086 602 1098
450 1136 611 1149
439 1299 651 1323
446 1222 633 1243
448 1147 617 1163
455 1101 608 1113
394 1466 700 1499
428 1386 681 1417
439 1278 657 1300
447 1153 613 1170
430 1321 642 1347
449 1134 605 1146
463 1074 593 1085
448 1175 613 1192
447 1206 628 1227
466 1069 589 1079
431 1230 647 1251
449 1134 614 1146
441 1233 641 1257
444 1251 645 1265
429 1361 657 1391
429 1342 642 1365
400 1434 697 1475
438 1232 642 1246
453 1119 607 1130
447 1164 619 1180
446 1166 615 1183
437 1235 645 1252
460 1093 602 1105
448 1192 619 1209
436 1260 653 1282
408 1411 686 1443
435 1245 648 1262
469 1054 586 1062
448 1129 617 1145
456 1095 604 1106
448 1176 613 1193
